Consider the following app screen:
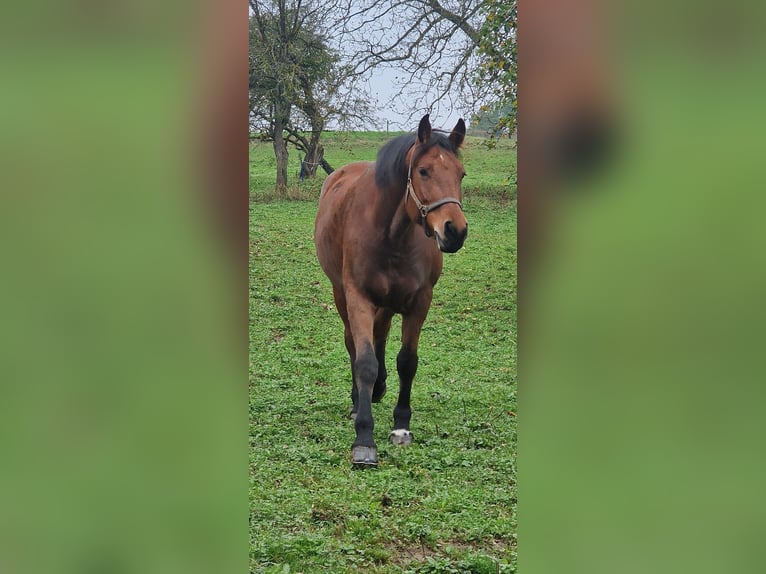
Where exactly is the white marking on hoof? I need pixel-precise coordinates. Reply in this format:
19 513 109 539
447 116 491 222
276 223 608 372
389 429 413 446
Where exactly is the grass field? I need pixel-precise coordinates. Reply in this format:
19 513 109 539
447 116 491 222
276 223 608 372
249 131 516 203
250 132 517 573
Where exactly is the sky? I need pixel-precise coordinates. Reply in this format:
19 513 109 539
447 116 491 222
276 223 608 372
249 3 471 134
364 67 468 132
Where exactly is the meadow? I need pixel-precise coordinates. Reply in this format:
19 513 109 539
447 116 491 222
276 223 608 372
250 131 517 573
249 132 516 203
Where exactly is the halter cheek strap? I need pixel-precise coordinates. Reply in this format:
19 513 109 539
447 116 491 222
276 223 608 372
405 147 463 238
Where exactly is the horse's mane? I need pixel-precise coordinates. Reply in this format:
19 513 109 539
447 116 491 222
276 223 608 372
374 130 460 191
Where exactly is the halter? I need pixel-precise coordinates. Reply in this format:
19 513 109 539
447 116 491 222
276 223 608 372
405 144 463 238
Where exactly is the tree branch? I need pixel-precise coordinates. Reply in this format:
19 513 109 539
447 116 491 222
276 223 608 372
422 0 480 44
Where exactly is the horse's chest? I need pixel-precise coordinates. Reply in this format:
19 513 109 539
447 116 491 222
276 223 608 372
363 264 431 313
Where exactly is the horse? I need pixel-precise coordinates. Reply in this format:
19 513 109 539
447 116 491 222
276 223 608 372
314 114 468 466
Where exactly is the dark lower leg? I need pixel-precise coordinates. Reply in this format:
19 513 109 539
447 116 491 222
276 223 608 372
372 312 392 402
353 343 378 448
344 327 358 415
393 345 417 430
372 338 387 402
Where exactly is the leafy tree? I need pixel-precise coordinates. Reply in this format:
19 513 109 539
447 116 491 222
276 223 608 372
472 102 515 136
249 1 373 190
279 25 337 178
474 0 517 142
249 1 297 193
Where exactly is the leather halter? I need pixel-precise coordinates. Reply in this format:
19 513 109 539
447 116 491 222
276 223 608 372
404 144 463 238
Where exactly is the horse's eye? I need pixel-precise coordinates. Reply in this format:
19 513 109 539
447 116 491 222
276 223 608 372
418 167 428 177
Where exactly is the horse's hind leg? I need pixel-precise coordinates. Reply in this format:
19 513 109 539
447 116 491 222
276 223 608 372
390 291 432 447
372 309 393 403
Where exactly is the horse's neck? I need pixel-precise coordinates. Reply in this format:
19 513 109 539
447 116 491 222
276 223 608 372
381 185 418 248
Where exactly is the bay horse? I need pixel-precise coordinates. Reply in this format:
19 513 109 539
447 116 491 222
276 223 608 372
314 114 468 466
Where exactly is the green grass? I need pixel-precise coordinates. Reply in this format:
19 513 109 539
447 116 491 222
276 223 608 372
250 131 516 203
250 132 516 573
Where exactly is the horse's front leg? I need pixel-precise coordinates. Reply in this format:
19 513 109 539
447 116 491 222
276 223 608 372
332 287 359 419
346 290 379 466
390 289 432 447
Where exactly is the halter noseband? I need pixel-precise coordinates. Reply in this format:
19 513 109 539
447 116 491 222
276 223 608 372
405 144 463 238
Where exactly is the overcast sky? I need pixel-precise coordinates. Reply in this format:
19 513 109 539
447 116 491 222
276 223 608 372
249 3 470 133
365 67 468 132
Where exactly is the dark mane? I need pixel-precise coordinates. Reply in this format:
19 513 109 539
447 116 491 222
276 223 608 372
374 130 460 190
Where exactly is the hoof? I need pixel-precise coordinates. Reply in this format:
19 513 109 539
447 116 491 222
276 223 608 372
351 445 378 467
389 429 413 446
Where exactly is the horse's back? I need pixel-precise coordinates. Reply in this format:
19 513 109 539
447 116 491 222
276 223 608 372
315 162 373 286
319 161 372 199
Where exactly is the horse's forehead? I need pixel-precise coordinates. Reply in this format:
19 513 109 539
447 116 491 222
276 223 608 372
421 146 461 168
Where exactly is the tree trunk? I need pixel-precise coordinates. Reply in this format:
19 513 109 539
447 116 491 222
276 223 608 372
272 11 290 196
301 128 335 177
273 119 288 194
272 78 290 194
301 136 323 178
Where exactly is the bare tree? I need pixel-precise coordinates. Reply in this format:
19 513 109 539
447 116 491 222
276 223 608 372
333 0 491 124
282 54 375 177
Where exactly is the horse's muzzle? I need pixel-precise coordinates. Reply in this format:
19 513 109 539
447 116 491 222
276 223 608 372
436 221 467 253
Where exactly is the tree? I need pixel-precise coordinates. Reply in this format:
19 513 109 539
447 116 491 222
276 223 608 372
250 0 518 191
249 0 374 189
474 0 517 141
330 1 517 136
471 102 516 136
249 0 295 193
335 1 491 123
280 30 372 178
280 25 337 177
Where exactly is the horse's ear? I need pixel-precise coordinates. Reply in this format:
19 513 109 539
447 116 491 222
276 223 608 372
418 114 431 143
449 118 466 148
